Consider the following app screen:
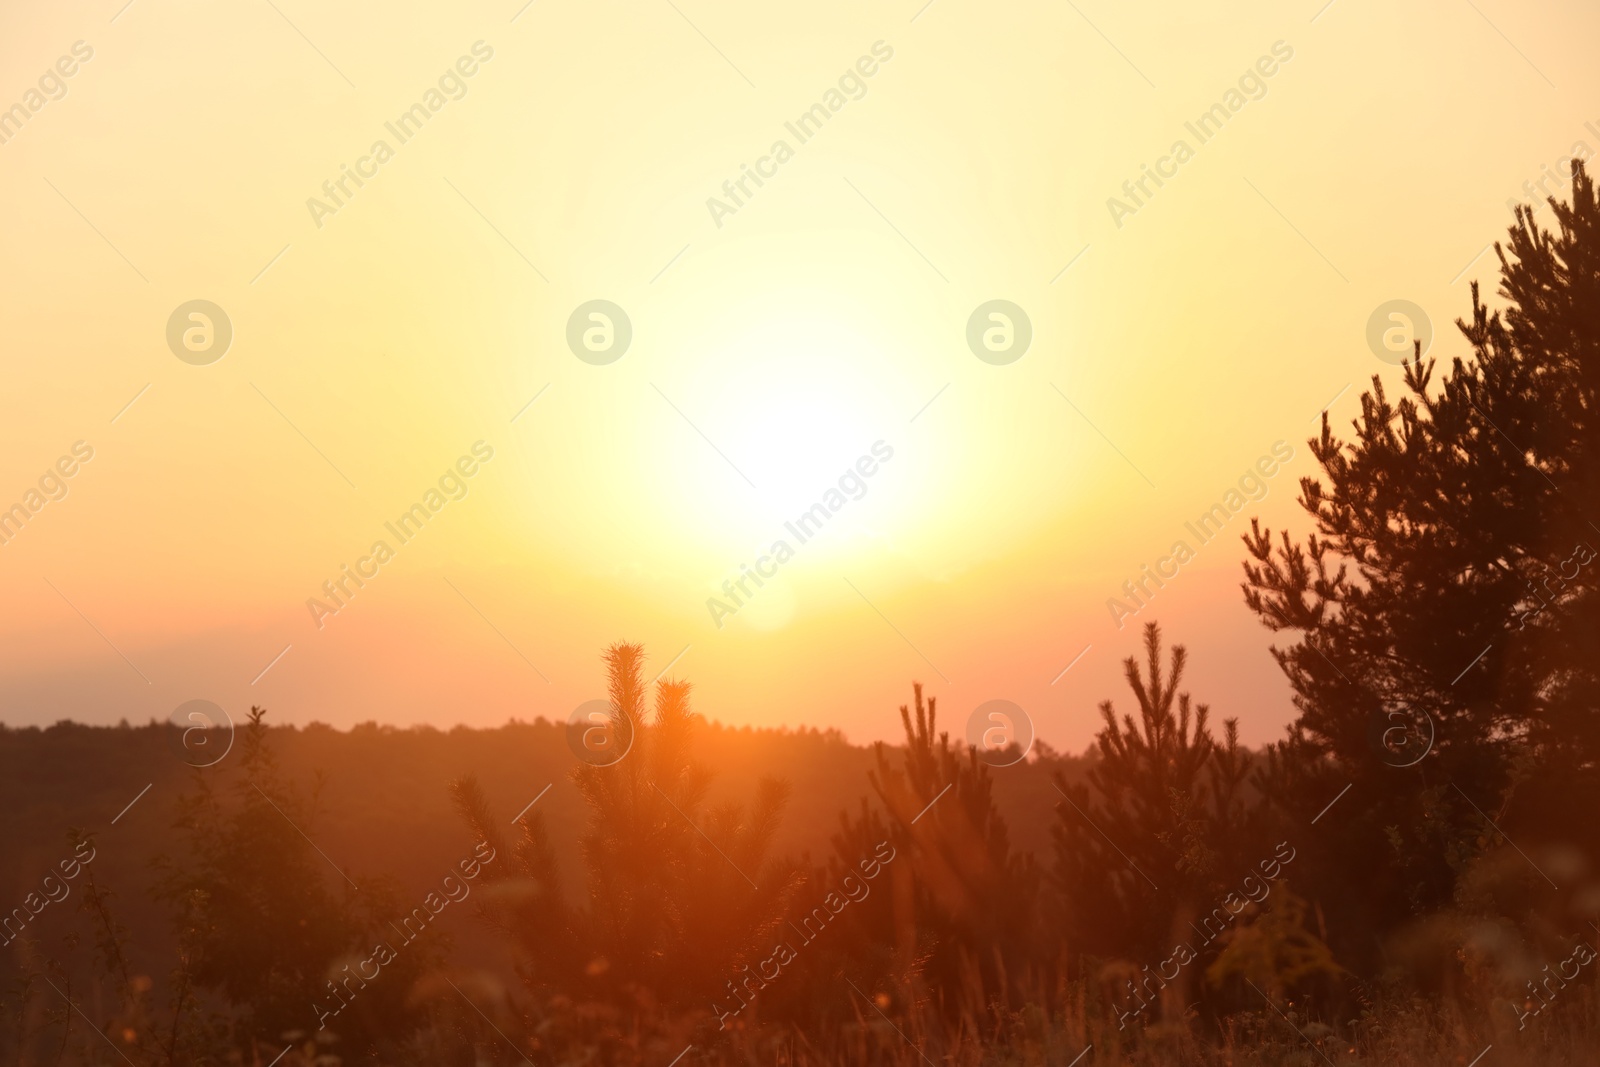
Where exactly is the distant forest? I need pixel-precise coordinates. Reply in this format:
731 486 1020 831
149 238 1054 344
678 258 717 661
0 708 1091 1063
0 715 1085 982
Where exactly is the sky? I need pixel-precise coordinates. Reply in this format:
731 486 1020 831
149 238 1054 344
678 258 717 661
1 0 1597 752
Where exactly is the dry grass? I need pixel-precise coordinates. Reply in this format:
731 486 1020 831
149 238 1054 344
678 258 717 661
373 967 1598 1067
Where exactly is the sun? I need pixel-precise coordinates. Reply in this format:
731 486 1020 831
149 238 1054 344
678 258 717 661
661 297 905 531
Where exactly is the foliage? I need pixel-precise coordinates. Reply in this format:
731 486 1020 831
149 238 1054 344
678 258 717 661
1053 624 1266 973
450 643 800 1055
1241 160 1600 976
155 706 435 1063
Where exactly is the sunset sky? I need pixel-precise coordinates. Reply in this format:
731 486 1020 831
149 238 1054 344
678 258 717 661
2 0 1596 751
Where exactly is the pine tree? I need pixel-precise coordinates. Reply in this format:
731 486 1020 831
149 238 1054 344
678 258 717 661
451 644 799 1049
155 707 430 1063
1052 622 1263 1022
855 683 1039 1030
1241 160 1600 970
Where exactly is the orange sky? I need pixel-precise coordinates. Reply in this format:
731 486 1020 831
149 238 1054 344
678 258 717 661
2 0 1597 751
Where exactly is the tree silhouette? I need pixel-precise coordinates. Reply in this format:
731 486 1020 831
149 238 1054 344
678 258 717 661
856 683 1039 1038
1242 160 1600 974
1053 623 1263 1020
156 707 430 1064
451 644 799 1053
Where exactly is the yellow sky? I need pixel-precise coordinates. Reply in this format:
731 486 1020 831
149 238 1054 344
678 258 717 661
1 0 1596 751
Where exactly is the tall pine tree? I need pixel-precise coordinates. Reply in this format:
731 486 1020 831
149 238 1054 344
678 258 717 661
1242 161 1600 972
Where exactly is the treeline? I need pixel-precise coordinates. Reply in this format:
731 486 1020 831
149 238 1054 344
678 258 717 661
0 698 1089 1065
